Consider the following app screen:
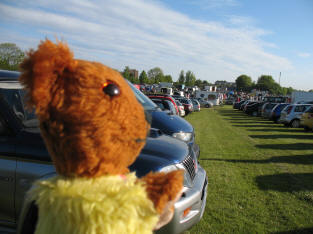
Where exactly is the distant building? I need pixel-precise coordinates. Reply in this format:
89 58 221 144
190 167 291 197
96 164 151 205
204 86 217 92
129 69 138 79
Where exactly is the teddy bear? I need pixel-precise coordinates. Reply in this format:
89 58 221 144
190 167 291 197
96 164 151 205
19 39 183 234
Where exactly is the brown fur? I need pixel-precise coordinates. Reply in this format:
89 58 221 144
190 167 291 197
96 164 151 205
19 39 183 226
141 170 184 214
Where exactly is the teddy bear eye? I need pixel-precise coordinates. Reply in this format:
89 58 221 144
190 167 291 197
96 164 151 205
102 81 120 97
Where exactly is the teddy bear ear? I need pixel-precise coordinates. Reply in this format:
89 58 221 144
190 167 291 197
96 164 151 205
19 39 77 116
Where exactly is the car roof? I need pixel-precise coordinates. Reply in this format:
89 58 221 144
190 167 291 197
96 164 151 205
0 70 20 80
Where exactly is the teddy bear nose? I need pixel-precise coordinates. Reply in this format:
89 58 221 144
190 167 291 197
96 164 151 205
103 83 120 97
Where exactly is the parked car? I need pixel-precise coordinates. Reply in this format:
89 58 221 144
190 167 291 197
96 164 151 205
147 94 179 114
175 99 185 117
0 71 208 234
244 102 261 116
270 103 290 123
300 105 313 131
239 100 252 111
151 98 178 115
196 98 212 108
176 98 194 115
257 101 267 116
191 99 200 112
278 104 313 128
224 98 235 105
233 100 245 110
130 83 200 157
261 103 279 118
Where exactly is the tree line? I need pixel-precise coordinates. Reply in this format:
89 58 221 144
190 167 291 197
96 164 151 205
0 43 25 71
0 42 300 95
122 66 216 89
235 74 294 95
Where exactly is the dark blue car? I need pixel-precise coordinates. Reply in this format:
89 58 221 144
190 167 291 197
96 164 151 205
270 103 290 122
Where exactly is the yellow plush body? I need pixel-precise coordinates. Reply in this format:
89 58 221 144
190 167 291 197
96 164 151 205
29 173 159 234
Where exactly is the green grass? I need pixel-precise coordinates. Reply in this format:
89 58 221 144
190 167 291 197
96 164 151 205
184 105 313 234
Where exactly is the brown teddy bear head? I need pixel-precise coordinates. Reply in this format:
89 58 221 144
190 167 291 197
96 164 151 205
20 40 149 177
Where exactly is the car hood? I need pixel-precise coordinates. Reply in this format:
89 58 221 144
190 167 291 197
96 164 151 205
150 110 193 135
17 128 189 177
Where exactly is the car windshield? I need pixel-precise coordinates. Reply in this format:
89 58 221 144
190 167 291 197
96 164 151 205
127 81 158 111
3 81 157 129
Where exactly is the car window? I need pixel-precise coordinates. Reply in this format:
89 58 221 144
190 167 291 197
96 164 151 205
155 102 165 110
305 106 313 113
294 105 305 112
127 81 158 111
176 100 182 106
0 88 38 128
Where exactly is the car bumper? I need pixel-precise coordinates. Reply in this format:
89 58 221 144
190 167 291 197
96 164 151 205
156 166 208 234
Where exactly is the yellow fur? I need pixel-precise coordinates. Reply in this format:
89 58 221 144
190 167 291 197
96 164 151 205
29 173 158 234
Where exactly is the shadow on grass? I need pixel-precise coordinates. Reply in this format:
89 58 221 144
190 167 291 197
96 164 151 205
248 128 304 133
274 227 313 234
250 134 313 140
256 143 313 150
217 109 245 117
255 173 313 192
233 124 284 128
224 116 250 118
201 154 313 165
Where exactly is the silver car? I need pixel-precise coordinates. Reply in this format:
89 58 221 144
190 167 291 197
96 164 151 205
191 99 201 112
278 104 313 128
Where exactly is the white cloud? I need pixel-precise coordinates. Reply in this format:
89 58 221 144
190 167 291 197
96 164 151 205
297 52 311 58
0 0 292 84
187 0 239 9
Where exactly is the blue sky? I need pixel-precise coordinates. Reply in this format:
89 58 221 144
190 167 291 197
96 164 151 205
0 0 312 90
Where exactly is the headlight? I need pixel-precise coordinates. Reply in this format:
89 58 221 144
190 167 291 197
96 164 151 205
172 132 192 142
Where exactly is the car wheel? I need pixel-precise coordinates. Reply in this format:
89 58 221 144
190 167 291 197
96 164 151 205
205 104 209 108
291 119 300 128
20 203 38 234
252 111 257 117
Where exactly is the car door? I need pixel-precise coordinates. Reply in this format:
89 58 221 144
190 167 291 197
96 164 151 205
0 112 16 225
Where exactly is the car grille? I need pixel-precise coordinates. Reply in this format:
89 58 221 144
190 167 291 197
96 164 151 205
182 155 196 180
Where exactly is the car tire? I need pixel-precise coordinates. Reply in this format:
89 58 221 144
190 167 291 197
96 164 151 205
252 111 257 117
205 104 209 108
20 203 38 234
291 119 300 128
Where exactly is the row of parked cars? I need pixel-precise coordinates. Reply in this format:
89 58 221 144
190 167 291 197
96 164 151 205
233 99 313 131
145 93 202 117
0 70 207 234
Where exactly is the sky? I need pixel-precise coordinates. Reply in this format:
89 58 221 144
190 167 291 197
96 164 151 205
0 0 312 90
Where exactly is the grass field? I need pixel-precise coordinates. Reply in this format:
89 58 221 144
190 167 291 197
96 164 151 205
184 105 313 234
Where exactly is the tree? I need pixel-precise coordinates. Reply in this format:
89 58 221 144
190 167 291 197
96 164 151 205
148 67 163 84
121 66 139 84
185 71 196 86
0 43 25 71
139 70 149 84
122 66 131 80
195 79 202 88
163 75 173 83
235 74 252 91
256 75 276 91
178 70 185 84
